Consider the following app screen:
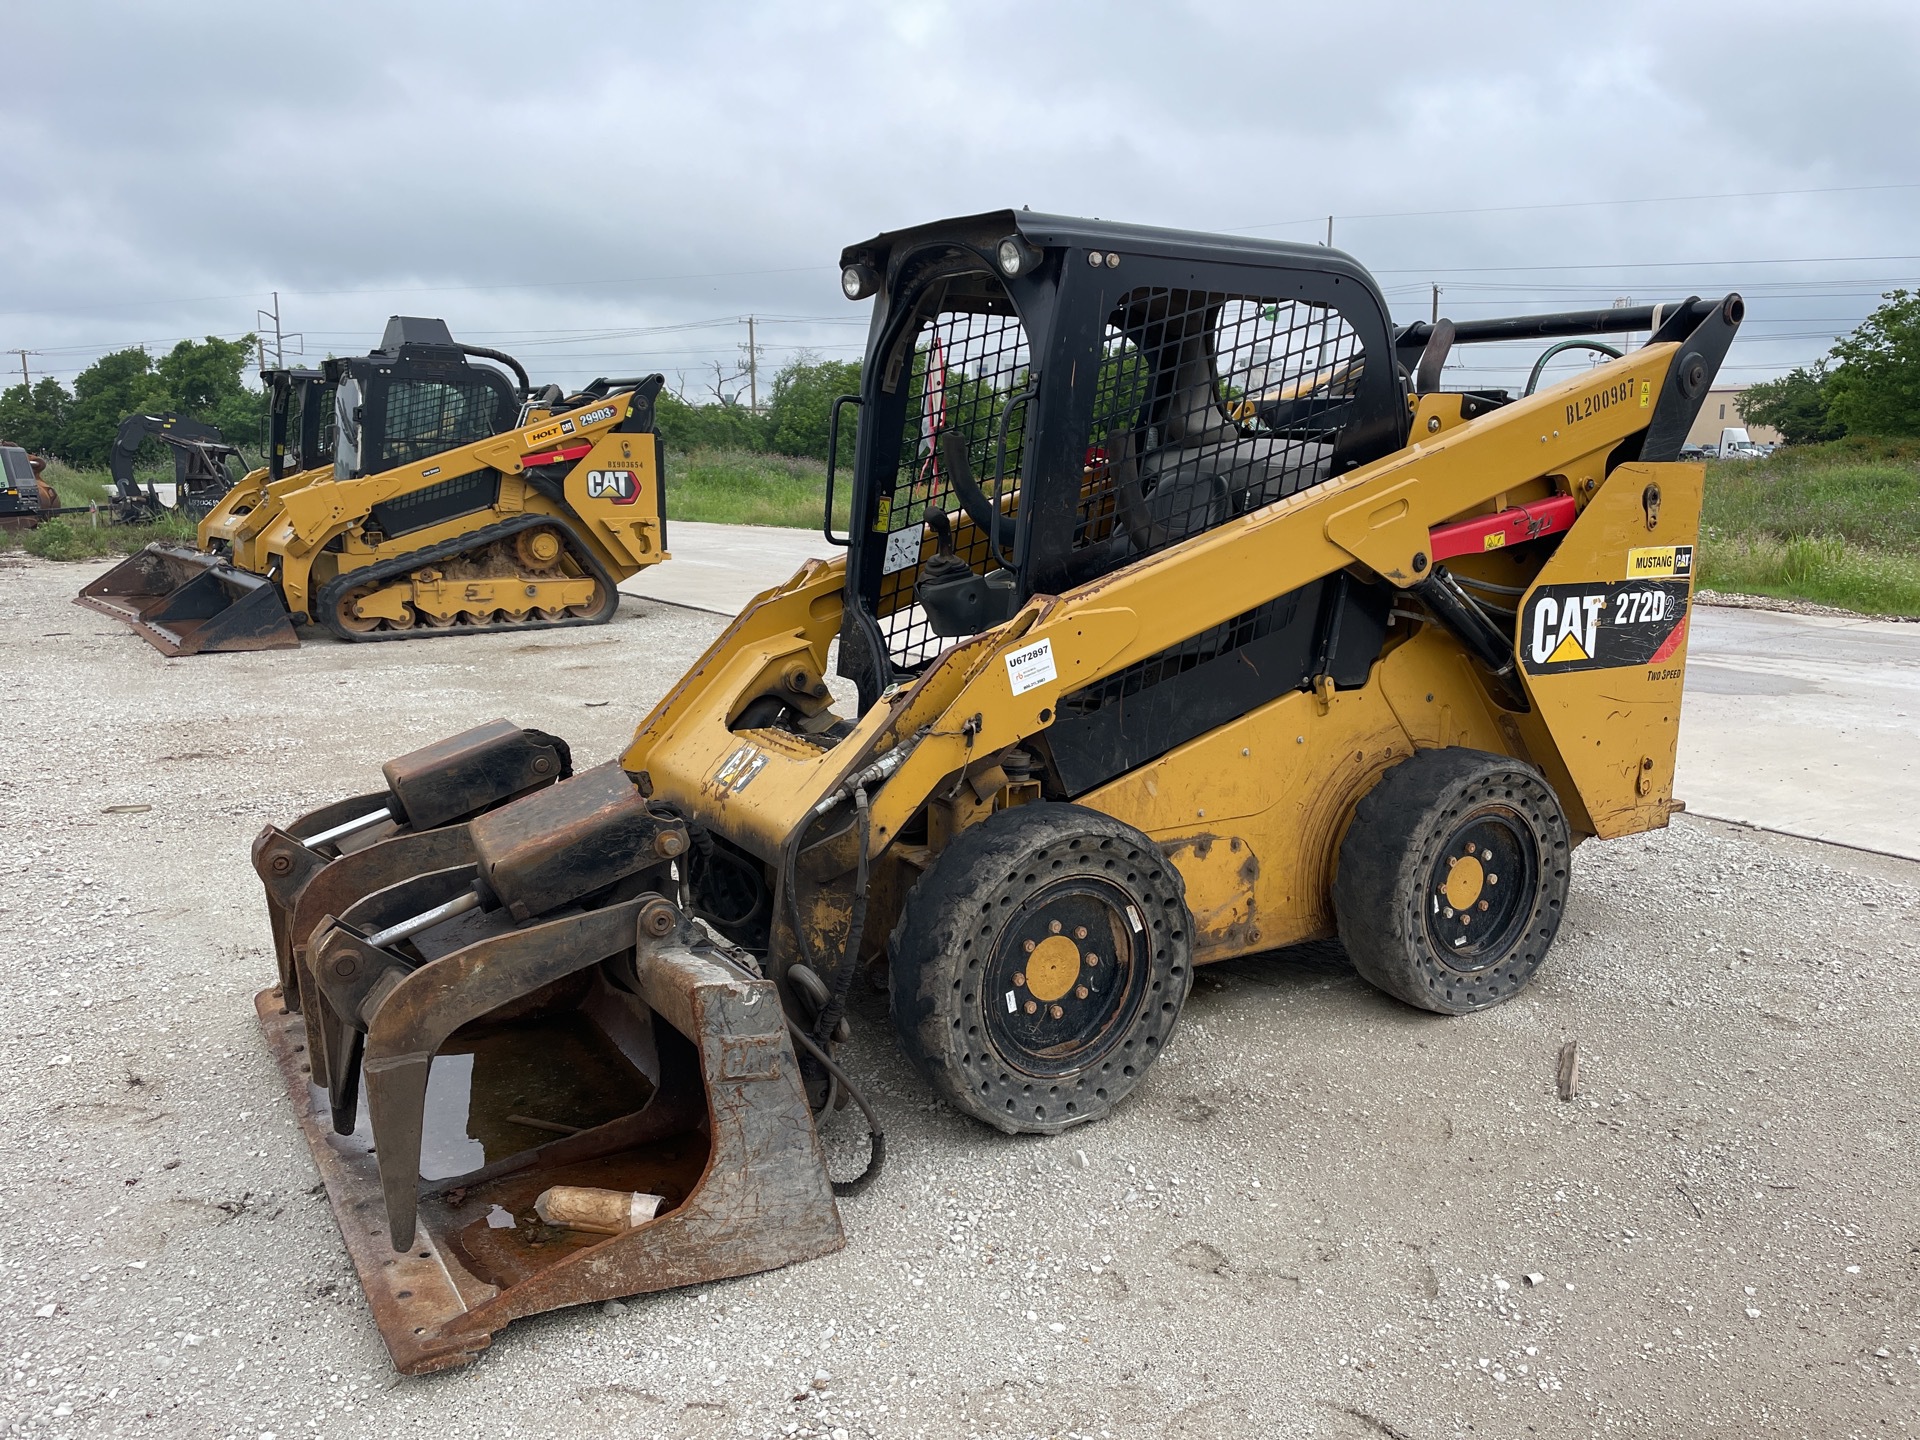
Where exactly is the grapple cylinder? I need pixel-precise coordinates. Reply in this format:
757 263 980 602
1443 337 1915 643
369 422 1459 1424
251 719 572 1008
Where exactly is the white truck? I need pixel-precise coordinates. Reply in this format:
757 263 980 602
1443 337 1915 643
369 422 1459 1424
1715 427 1768 460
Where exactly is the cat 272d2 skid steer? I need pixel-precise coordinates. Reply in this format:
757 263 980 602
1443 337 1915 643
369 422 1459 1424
250 211 1738 1373
78 317 669 655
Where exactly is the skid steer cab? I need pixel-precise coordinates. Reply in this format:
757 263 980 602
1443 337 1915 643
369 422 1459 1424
78 315 672 655
252 210 1738 1373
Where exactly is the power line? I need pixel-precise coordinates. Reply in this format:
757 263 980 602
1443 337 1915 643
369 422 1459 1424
0 264 823 319
1226 180 1920 235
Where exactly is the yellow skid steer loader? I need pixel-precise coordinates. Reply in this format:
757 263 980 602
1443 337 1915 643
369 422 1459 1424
79 317 669 655
252 211 1738 1372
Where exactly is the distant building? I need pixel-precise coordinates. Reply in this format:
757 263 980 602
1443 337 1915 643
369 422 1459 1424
1685 386 1782 447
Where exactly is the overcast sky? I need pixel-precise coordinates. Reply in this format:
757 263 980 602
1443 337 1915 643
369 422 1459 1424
4 0 1918 399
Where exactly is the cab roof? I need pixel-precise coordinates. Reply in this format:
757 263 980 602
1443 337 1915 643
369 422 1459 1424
839 209 1384 293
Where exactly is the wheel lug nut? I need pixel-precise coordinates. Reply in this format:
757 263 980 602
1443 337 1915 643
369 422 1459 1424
1487 874 1498 885
1048 920 1062 934
1024 1000 1038 1015
1478 900 1489 912
1074 926 1088 940
1049 1004 1064 1019
1085 955 1098 967
1075 985 1089 999
1013 971 1026 988
1022 939 1036 953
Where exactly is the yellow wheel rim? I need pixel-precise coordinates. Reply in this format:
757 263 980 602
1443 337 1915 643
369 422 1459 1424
1443 853 1485 911
1024 934 1082 1003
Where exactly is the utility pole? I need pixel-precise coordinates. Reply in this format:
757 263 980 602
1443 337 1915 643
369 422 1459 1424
1325 215 1334 247
1431 284 1442 325
741 315 762 413
256 291 288 370
7 349 35 388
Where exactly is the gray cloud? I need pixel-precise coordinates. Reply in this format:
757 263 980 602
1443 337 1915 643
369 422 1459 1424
4 0 1916 392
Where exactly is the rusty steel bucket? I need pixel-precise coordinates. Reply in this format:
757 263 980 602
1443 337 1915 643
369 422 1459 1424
254 763 846 1373
77 542 301 655
257 903 843 1373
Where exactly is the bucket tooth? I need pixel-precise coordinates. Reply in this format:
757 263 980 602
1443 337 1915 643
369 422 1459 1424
260 902 844 1375
77 543 300 654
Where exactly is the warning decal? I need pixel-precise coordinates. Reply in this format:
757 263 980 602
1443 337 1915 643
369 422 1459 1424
713 744 768 793
1521 579 1692 675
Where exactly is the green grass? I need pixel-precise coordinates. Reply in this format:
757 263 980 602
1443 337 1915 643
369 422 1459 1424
665 447 849 530
0 513 197 561
39 459 119 509
1699 438 1920 616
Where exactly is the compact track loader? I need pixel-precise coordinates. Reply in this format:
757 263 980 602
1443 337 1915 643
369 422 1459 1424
253 211 1737 1372
78 317 670 655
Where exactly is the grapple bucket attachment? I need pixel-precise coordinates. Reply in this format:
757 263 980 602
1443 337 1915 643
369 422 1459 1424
250 721 573 1009
257 902 843 1374
76 542 300 655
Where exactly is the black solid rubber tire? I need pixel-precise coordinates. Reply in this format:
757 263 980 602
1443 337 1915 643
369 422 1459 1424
1332 747 1570 1015
888 802 1193 1135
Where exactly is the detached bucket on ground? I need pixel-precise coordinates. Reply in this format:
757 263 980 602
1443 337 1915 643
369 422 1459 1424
76 543 302 655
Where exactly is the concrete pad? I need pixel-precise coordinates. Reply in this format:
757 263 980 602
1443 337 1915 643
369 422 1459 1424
620 519 836 615
1677 605 1919 860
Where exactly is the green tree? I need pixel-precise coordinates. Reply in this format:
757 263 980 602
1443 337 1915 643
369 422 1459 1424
653 390 770 451
0 376 74 454
51 336 268 466
766 355 862 460
61 347 170 467
1826 290 1920 437
155 335 269 443
1738 362 1844 445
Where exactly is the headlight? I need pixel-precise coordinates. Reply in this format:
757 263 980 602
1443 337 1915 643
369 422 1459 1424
996 235 1042 278
841 262 879 301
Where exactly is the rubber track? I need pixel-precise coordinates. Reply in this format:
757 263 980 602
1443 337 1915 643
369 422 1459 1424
315 513 625 644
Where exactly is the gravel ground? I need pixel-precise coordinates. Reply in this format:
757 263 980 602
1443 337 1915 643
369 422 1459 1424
2 551 1917 1440
1696 590 1920 624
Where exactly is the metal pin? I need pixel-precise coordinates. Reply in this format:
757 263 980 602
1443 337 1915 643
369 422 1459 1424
303 806 394 851
366 888 483 949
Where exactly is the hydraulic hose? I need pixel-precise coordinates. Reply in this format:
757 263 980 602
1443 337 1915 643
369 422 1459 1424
459 344 531 398
786 1019 886 1197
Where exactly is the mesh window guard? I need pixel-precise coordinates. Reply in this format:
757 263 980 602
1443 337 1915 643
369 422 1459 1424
1071 289 1363 575
878 304 1032 668
378 380 504 471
